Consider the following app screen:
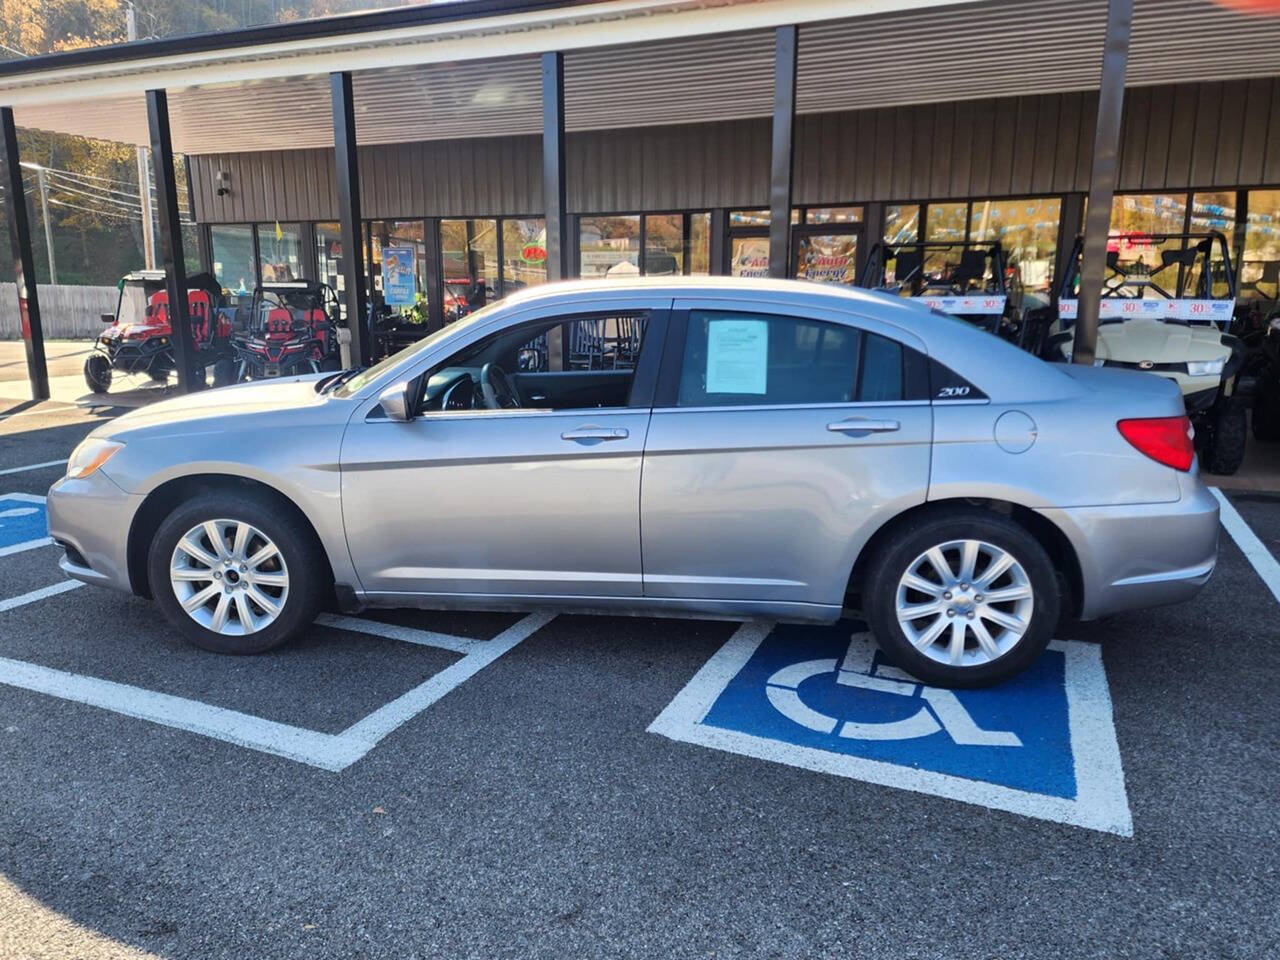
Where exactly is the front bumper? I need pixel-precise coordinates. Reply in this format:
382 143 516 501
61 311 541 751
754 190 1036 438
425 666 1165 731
46 469 142 595
1038 473 1219 620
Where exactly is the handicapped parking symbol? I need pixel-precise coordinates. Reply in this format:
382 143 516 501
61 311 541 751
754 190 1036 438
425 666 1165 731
650 620 1134 834
765 633 1021 746
0 493 50 557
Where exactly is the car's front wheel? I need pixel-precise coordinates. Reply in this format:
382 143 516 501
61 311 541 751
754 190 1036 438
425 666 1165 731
863 510 1060 688
148 490 326 654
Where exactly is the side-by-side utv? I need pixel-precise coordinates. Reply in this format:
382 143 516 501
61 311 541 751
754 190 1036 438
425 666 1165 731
1041 232 1249 474
232 281 342 380
859 240 1027 343
84 270 235 394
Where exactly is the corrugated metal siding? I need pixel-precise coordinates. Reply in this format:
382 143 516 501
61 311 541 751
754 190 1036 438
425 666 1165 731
191 79 1280 223
566 118 771 212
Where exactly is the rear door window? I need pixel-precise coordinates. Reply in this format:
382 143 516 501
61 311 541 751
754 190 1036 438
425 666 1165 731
675 309 922 407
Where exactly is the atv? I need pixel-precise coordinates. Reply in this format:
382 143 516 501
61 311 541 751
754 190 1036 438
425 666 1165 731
1043 231 1250 474
232 280 342 380
859 240 1028 343
84 270 236 394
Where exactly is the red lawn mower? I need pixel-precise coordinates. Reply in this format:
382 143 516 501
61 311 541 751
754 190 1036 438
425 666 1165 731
84 270 235 394
232 281 342 381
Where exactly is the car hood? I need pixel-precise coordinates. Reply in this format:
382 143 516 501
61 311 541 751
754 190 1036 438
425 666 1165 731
1093 318 1229 363
92 374 333 440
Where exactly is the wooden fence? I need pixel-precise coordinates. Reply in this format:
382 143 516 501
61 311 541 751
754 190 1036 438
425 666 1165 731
0 284 118 340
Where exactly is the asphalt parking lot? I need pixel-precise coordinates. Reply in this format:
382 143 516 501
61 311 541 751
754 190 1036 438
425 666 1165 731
1 398 1278 959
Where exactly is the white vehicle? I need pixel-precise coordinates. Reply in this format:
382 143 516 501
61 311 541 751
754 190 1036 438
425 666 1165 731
1042 232 1248 474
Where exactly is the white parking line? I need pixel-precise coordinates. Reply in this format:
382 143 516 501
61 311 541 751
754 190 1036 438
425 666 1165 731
1211 487 1280 606
0 580 83 613
316 612 477 654
0 459 66 476
0 492 51 557
0 608 553 771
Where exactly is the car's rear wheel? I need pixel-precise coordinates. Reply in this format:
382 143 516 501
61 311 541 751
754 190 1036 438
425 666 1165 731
147 490 326 654
863 510 1059 688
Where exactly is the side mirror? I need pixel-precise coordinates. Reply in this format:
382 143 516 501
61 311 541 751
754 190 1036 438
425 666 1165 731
378 381 413 422
101 313 116 324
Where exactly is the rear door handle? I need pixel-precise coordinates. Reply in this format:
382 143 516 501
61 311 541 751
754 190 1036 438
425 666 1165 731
561 426 630 442
827 417 900 435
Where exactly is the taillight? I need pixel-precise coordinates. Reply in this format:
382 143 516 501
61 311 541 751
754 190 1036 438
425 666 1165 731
1116 416 1195 471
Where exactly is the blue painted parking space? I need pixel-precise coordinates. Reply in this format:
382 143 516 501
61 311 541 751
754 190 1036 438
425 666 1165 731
650 620 1132 835
0 493 49 557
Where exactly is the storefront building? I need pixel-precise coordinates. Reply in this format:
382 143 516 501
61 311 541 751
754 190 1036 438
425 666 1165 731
5 0 1280 385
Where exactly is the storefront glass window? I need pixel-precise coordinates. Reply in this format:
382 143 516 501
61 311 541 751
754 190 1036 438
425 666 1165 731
924 202 968 276
368 220 428 322
729 236 771 278
1242 190 1280 300
969 197 1061 294
1107 194 1186 295
643 214 684 275
884 204 920 243
689 212 710 275
254 222 301 282
210 225 256 296
501 218 547 294
1187 192 1236 298
794 233 858 284
926 203 968 242
579 215 640 279
729 209 799 226
805 206 862 225
730 210 770 228
441 219 498 321
313 222 344 292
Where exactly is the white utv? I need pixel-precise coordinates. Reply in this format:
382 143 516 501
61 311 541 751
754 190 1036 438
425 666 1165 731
1037 231 1249 475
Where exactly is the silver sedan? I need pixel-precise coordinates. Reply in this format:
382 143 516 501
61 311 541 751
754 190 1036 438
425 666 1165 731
47 278 1219 686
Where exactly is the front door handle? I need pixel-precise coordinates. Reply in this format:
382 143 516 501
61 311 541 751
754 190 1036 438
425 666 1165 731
561 426 630 442
827 417 900 435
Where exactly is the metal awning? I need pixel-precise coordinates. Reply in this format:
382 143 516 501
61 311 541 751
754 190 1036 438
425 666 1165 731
3 0 1279 154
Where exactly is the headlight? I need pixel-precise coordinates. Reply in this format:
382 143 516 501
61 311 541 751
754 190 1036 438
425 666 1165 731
1186 358 1226 377
66 439 123 479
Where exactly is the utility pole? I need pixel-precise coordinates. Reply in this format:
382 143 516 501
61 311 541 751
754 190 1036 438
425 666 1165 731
128 3 156 269
33 165 57 284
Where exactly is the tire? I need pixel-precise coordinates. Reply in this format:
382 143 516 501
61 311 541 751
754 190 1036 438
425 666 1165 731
212 356 236 387
147 489 328 655
862 508 1060 688
1253 387 1280 443
83 354 112 393
1204 403 1247 475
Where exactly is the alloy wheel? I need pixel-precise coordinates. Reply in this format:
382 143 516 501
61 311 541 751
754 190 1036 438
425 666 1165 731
169 519 290 636
894 539 1034 668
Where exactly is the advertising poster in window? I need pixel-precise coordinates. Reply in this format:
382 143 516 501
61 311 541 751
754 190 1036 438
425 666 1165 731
383 246 417 307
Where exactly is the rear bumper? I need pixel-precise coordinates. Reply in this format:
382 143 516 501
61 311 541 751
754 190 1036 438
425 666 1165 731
1038 475 1220 620
46 470 140 595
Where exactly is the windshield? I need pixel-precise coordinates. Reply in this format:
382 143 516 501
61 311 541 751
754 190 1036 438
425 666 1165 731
332 299 505 398
119 282 152 326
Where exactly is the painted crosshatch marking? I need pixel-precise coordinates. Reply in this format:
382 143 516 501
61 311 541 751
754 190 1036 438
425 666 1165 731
650 621 1133 836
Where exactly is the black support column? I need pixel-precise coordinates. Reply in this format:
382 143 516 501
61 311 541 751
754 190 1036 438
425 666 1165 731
146 89 199 393
767 25 797 280
1073 0 1132 366
331 71 369 367
542 51 569 283
709 208 729 275
424 217 444 333
1 108 48 401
